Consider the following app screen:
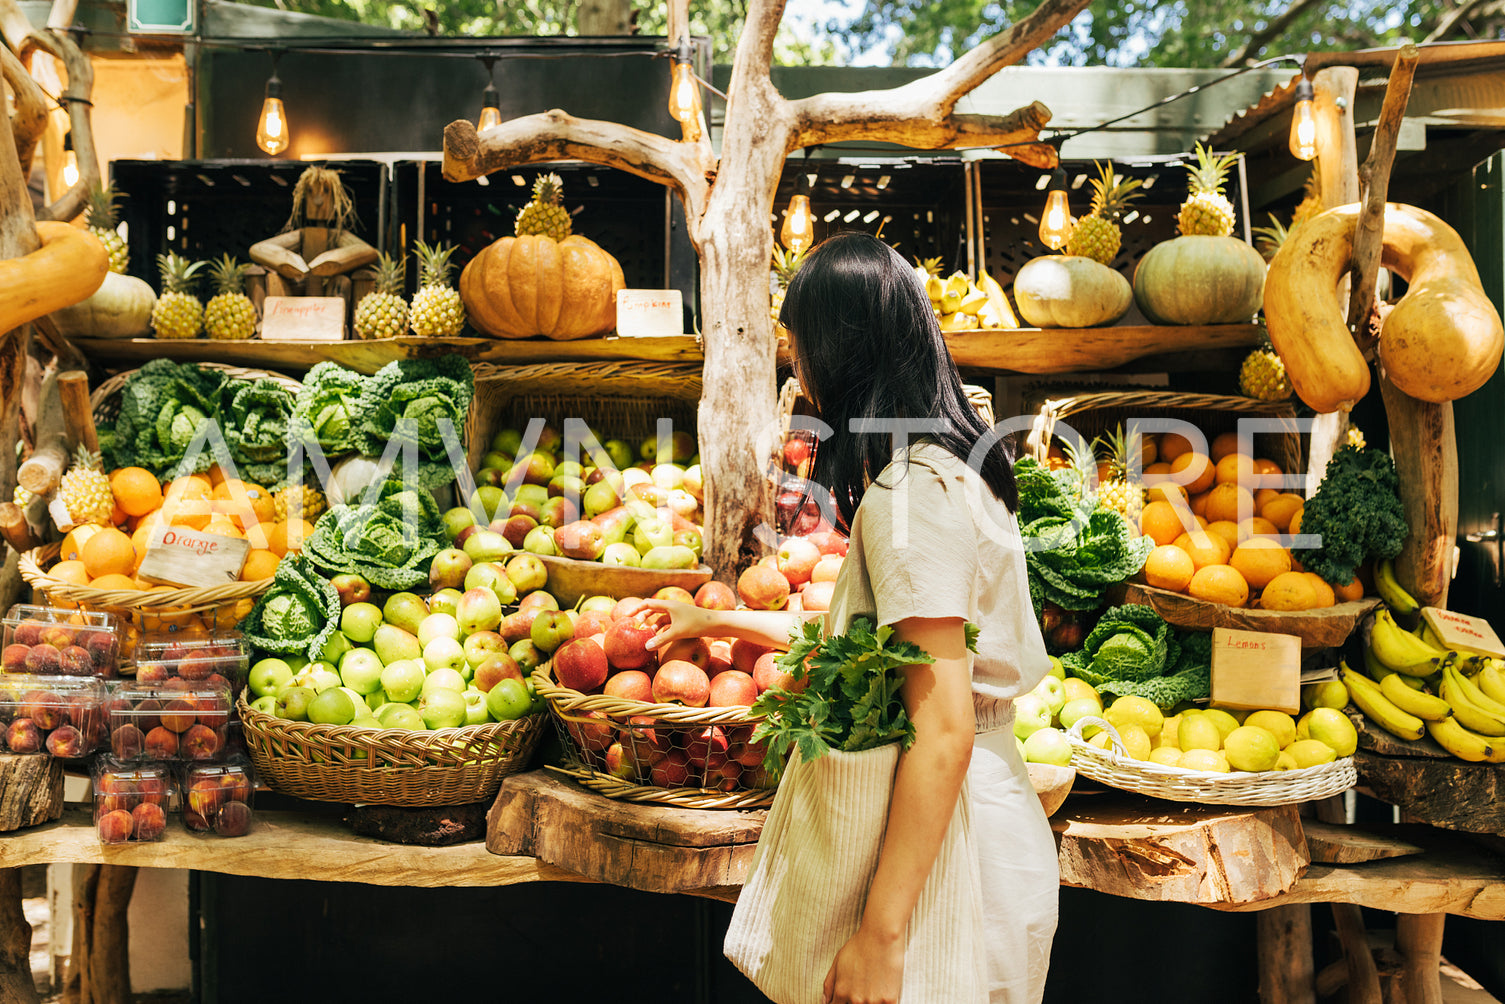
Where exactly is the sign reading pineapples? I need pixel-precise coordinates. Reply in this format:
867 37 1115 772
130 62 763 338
459 172 626 341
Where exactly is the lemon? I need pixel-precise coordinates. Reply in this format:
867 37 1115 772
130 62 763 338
1155 713 1182 749
1244 710 1297 749
1105 695 1164 739
1200 708 1241 742
1213 705 1250 725
1223 725 1280 772
1179 714 1223 752
1089 731 1114 751
1060 697 1104 733
1287 738 1338 768
1296 711 1314 741
1179 748 1230 772
1306 707 1358 757
1062 678 1101 708
1148 746 1183 767
1116 723 1152 761
1302 680 1349 710
1274 751 1299 771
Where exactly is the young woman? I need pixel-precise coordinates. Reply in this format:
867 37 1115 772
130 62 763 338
637 231 1058 1004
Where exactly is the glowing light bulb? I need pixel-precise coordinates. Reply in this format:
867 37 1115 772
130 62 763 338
1038 170 1074 250
668 60 700 126
1289 77 1318 161
256 74 288 155
478 81 501 131
61 149 78 188
780 194 815 254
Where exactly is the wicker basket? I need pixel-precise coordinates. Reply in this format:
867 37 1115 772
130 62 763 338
1025 389 1304 479
465 361 701 471
235 692 549 806
532 662 777 810
1065 716 1356 806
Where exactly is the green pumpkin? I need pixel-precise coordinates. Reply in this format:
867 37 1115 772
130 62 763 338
1012 256 1132 329
1133 236 1266 325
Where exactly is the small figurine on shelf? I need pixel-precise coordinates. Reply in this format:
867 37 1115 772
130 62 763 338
249 166 378 303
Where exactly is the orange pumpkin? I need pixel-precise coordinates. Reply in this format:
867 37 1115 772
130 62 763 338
459 234 625 340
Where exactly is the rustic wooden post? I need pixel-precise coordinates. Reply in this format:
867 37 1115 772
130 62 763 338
58 864 134 1004
442 0 1088 578
1257 905 1316 1004
1394 913 1446 1004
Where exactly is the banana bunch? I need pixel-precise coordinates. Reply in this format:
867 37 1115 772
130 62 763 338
1359 606 1505 762
1374 558 1419 615
917 266 1019 332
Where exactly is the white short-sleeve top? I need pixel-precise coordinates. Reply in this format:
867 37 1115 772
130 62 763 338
824 442 1052 703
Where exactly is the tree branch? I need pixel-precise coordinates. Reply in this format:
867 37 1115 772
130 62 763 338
38 30 99 222
786 0 1087 152
1 45 48 179
794 101 1054 159
1220 0 1325 67
1425 0 1491 41
442 110 714 228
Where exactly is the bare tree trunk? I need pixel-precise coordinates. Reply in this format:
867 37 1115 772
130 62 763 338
0 868 38 1004
577 0 632 35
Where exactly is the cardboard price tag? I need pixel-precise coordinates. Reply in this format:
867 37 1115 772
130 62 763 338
260 296 345 341
1420 607 1505 659
615 289 683 339
1210 627 1302 713
136 526 250 588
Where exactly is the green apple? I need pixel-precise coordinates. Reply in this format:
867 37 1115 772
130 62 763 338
422 667 467 696
315 631 353 667
1048 655 1066 680
1030 675 1067 718
365 691 386 712
505 553 549 593
601 542 641 567
508 639 544 673
462 688 490 726
1013 693 1052 740
291 666 341 694
418 689 468 730
338 649 386 695
427 589 462 618
424 636 467 674
340 602 383 644
381 659 426 704
250 694 279 716
486 677 533 722
248 658 294 699
382 592 430 637
417 613 460 648
276 685 316 721
377 702 425 731
1023 726 1073 767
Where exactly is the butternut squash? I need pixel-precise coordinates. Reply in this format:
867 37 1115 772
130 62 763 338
0 222 108 333
50 270 157 338
1265 203 1504 411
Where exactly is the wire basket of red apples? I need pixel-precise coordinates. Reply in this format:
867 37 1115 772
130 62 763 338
234 691 549 807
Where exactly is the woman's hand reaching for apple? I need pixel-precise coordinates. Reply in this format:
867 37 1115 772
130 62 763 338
619 598 721 651
620 597 816 652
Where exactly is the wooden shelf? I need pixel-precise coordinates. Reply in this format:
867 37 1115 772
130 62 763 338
944 323 1264 374
70 334 705 375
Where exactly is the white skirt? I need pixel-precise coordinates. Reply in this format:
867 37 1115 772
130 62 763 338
971 696 1060 1004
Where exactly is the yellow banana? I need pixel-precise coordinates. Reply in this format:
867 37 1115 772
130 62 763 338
1360 646 1428 690
1439 666 1505 736
1450 660 1505 717
1370 610 1449 674
1340 664 1424 740
1426 717 1495 762
1374 558 1419 615
1420 621 1451 651
1477 661 1505 705
976 273 1019 329
1378 672 1452 721
925 274 945 303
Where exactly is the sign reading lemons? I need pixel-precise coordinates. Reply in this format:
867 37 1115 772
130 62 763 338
128 0 195 33
1211 627 1301 713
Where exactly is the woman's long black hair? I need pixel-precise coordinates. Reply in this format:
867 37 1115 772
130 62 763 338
779 231 1017 529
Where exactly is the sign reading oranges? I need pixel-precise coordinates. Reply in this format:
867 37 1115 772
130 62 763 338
137 525 249 589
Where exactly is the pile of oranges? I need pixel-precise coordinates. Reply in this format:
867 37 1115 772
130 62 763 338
1134 431 1363 612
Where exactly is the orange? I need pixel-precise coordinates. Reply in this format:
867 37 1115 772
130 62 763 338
169 473 214 496
245 521 273 551
141 586 194 629
58 524 102 564
1187 564 1249 607
109 467 163 517
1253 458 1285 488
1145 544 1196 592
1260 571 1318 611
130 523 156 559
1188 491 1211 519
1229 537 1292 589
1146 481 1189 506
203 516 244 539
241 549 280 581
1302 573 1336 608
1142 461 1173 483
81 528 136 579
1204 483 1255 525
50 560 90 587
87 572 140 592
1333 575 1364 603
1141 500 1195 547
1213 453 1256 488
1259 493 1305 533
1237 516 1280 542
161 479 212 530
1204 520 1241 553
206 463 232 488
1210 431 1242 463
110 503 128 527
1173 530 1232 570
1253 488 1281 513
266 519 314 558
1170 452 1215 495
1159 432 1195 464
1287 507 1304 538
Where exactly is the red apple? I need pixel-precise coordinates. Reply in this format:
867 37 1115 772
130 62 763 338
651 660 710 707
473 653 523 693
730 640 769 675
572 610 615 640
810 554 844 583
565 710 615 754
602 670 653 703
737 565 790 611
553 638 609 693
693 581 736 610
602 742 638 781
684 725 729 770
658 637 710 671
753 651 802 694
776 537 821 587
801 580 835 612
649 750 692 787
610 597 641 622
603 618 656 671
708 670 758 708
808 529 849 557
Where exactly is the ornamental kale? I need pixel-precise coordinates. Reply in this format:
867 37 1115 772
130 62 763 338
751 617 979 778
1060 604 1211 708
302 487 444 591
224 379 296 486
1297 445 1408 585
291 362 366 456
238 555 340 662
103 359 228 478
1013 458 1154 615
354 356 473 465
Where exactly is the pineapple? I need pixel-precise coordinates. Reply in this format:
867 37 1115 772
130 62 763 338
1239 342 1294 401
409 241 465 338
1064 162 1142 265
1177 142 1239 237
273 483 326 523
354 252 408 340
204 255 257 340
1092 425 1144 522
58 446 114 527
1291 170 1322 230
1251 214 1291 263
86 184 128 274
770 244 806 327
514 173 571 241
151 253 206 340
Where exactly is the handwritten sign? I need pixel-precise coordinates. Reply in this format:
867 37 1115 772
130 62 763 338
260 296 345 341
615 289 683 339
1420 607 1505 659
137 526 249 588
1211 627 1301 712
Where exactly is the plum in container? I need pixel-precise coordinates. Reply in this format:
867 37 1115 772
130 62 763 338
133 631 249 692
92 757 175 844
0 674 104 757
180 757 255 836
104 680 232 762
2 604 120 677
